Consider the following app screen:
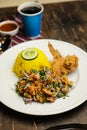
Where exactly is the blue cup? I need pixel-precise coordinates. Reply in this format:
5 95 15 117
18 2 44 38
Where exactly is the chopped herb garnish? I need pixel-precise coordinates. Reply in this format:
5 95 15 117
39 70 46 76
15 67 73 104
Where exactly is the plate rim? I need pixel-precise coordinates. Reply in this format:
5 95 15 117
0 39 87 116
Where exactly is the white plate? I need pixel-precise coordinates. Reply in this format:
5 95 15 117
0 39 87 116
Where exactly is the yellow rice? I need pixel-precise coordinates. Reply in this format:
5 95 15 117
13 48 51 77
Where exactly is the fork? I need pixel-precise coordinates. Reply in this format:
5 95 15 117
46 123 87 130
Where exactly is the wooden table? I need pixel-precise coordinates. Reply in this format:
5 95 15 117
0 1 87 130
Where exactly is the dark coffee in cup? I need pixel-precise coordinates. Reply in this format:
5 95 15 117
21 6 41 14
18 2 44 37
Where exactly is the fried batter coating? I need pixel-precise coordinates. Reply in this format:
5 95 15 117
48 42 79 76
64 55 78 74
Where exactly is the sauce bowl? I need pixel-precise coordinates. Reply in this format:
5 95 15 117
0 20 19 36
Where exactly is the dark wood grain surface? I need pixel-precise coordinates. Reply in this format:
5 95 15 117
0 1 87 130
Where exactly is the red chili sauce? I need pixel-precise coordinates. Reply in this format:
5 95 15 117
0 23 17 32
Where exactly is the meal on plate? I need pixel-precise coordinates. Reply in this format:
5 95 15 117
13 42 79 104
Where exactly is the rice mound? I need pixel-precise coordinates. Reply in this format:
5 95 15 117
13 48 51 77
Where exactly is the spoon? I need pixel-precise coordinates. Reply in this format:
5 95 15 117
0 35 11 53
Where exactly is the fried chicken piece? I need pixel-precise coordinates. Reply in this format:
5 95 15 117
48 42 78 76
48 42 64 76
64 55 79 74
48 42 63 59
48 42 65 76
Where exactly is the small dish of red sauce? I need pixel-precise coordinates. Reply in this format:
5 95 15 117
0 20 19 36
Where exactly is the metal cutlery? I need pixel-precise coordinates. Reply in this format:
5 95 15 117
46 123 87 130
0 35 11 53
